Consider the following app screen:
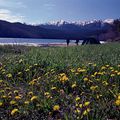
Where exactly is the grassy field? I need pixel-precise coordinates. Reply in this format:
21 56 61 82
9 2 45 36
0 43 120 120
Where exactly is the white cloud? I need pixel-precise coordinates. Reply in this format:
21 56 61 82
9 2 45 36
0 9 24 22
43 3 56 9
0 0 26 8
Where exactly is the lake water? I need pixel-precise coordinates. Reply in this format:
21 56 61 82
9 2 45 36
0 38 84 46
0 38 105 46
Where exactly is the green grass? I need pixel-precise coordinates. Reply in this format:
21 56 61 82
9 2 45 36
0 43 120 120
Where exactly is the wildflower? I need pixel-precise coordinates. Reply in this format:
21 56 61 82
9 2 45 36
118 65 120 67
19 59 23 63
90 86 98 91
0 80 3 83
111 74 115 77
25 69 30 72
0 102 3 106
2 95 7 99
24 101 30 105
51 87 57 90
117 72 120 75
102 81 109 86
34 63 38 66
72 83 77 88
115 99 120 106
84 101 90 106
11 108 19 116
115 94 120 106
79 69 86 73
75 96 80 101
76 103 79 107
79 104 82 108
8 92 12 96
71 69 75 73
15 96 21 100
94 72 97 76
83 108 90 116
96 94 102 99
118 95 120 100
29 80 36 85
14 90 19 94
101 66 106 70
31 96 38 101
83 77 89 82
59 73 68 83
44 92 49 95
44 92 51 98
6 73 12 78
28 91 33 96
10 100 17 105
106 65 110 67
53 105 60 111
75 108 80 113
17 72 22 75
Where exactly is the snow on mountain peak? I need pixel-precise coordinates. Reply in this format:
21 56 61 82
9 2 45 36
44 19 114 26
103 19 114 24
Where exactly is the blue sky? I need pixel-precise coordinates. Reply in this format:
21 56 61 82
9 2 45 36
0 0 120 23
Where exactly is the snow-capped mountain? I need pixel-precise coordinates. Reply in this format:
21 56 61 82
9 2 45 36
42 19 114 26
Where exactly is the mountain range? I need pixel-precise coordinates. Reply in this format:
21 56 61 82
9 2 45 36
0 19 119 41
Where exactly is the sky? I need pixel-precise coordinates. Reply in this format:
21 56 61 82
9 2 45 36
0 0 120 24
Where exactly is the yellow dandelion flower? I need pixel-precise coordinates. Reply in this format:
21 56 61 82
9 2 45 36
72 83 77 88
17 72 22 75
10 100 16 105
90 86 98 91
111 74 115 77
59 74 69 83
101 66 106 70
25 69 30 72
102 81 109 86
79 104 83 108
79 69 86 73
75 96 80 101
0 80 3 83
14 90 19 94
71 69 75 73
19 59 23 63
15 96 21 100
31 96 38 101
0 102 3 106
118 95 120 100
11 108 19 116
115 99 120 106
75 108 80 113
24 101 30 105
2 95 7 99
86 108 90 112
83 110 88 116
117 72 120 76
6 73 12 78
51 87 57 90
28 91 33 96
44 92 50 96
83 77 89 82
84 101 90 106
53 105 60 111
94 72 98 76
118 65 120 67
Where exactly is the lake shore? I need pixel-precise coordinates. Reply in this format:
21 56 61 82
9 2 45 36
0 43 78 47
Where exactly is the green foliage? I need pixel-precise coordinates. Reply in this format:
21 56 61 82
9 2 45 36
0 43 120 120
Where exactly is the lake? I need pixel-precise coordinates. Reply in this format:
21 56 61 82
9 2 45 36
0 38 84 46
0 38 105 46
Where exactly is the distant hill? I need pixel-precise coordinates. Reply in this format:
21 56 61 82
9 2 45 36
0 19 120 40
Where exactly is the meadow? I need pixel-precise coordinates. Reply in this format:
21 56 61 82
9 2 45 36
0 43 120 120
